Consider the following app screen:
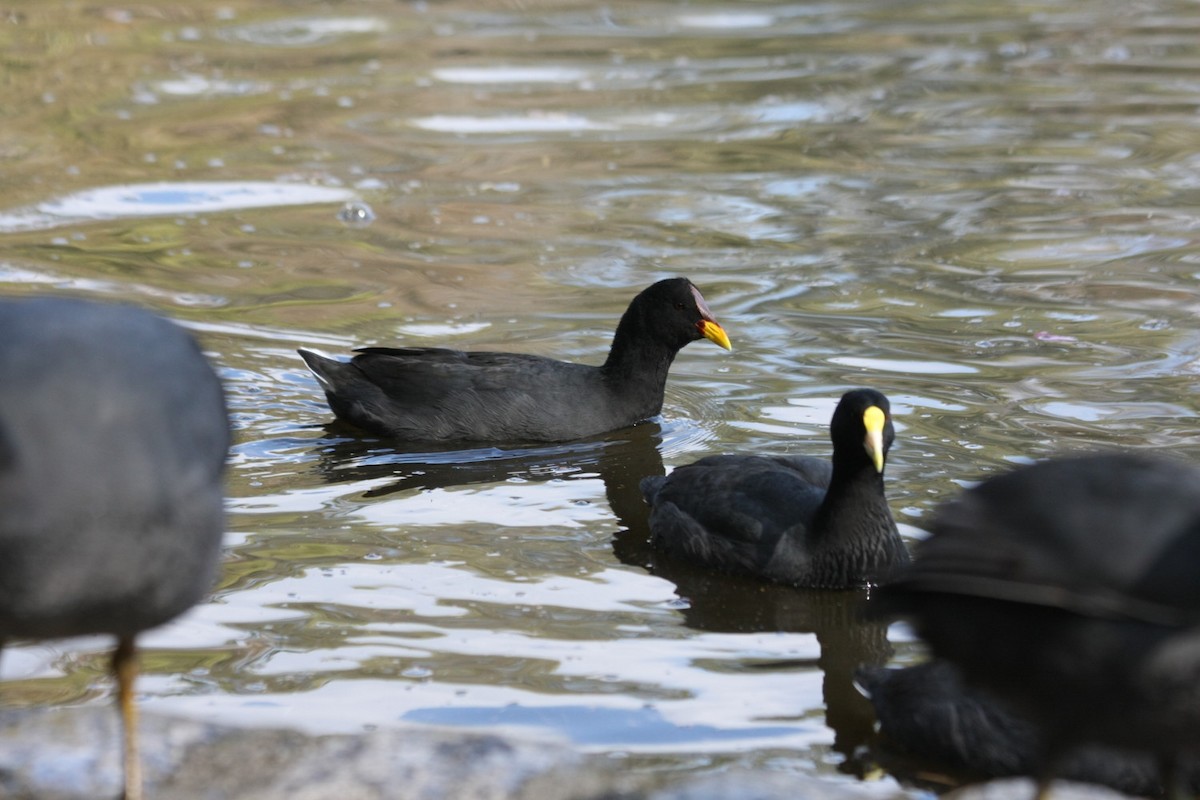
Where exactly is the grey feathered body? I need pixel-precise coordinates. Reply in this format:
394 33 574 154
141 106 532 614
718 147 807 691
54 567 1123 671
0 298 229 640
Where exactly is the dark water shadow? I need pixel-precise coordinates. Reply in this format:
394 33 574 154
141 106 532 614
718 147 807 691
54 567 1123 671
613 499 890 774
305 419 668 500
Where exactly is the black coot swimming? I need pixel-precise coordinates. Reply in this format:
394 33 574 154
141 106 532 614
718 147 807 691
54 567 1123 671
873 453 1200 799
0 297 229 800
640 388 908 589
298 277 731 443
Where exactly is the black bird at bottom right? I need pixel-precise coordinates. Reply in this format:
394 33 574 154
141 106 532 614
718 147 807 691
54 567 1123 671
871 452 1200 800
856 659 1200 798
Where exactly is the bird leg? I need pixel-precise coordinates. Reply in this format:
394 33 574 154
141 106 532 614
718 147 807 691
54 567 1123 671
1158 754 1186 800
1032 750 1063 800
112 636 142 800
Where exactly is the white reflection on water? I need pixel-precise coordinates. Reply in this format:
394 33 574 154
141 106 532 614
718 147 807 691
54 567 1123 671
354 480 612 529
992 234 1192 265
0 182 356 233
410 113 617 134
393 321 494 338
219 16 388 46
232 562 679 620
431 66 589 84
230 481 387 515
409 102 828 138
0 262 229 308
154 74 272 98
828 356 978 375
134 561 829 751
148 675 828 752
675 11 777 29
757 395 926 428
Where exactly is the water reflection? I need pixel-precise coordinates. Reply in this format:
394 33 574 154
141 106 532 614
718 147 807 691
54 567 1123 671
308 419 666 502
0 182 356 234
299 421 880 761
402 702 801 748
615 526 889 771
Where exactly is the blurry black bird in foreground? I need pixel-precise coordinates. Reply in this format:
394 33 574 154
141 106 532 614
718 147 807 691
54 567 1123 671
856 660 1200 797
872 452 1200 799
0 297 230 800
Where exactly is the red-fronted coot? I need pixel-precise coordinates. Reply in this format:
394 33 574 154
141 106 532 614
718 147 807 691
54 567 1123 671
299 277 731 443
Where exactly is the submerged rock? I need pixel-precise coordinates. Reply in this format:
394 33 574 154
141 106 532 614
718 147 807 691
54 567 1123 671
0 706 1150 800
0 707 601 800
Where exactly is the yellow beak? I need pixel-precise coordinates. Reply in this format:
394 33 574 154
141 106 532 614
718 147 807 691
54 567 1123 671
698 319 732 351
862 405 886 473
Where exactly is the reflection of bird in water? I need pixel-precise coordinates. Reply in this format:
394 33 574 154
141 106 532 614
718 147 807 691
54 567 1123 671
856 660 1199 798
873 453 1200 800
620 555 892 772
297 277 731 443
639 389 908 588
309 419 668 503
310 412 888 767
0 297 229 800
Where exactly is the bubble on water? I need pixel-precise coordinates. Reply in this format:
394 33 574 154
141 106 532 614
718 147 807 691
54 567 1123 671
337 201 376 227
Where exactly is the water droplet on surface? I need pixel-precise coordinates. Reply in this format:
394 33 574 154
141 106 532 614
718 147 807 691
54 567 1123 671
338 201 375 226
402 665 433 679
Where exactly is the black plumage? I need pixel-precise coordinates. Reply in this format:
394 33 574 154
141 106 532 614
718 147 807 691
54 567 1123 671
298 277 731 443
856 660 1194 797
0 297 230 800
640 388 907 589
873 453 1200 798
856 661 1035 780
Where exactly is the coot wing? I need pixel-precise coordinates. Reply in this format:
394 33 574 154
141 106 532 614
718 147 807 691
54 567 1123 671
646 455 828 572
351 347 573 400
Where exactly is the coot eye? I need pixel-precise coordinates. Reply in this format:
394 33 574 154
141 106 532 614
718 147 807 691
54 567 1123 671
674 302 686 311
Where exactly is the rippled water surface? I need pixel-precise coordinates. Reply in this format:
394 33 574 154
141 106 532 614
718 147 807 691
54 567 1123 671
5 0 1200 789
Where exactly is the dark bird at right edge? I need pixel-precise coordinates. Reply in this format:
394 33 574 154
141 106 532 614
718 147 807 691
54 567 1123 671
298 277 731 444
872 452 1200 800
640 388 908 589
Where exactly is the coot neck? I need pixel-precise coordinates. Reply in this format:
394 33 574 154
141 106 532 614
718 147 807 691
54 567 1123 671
599 318 680 404
814 455 891 542
804 457 899 590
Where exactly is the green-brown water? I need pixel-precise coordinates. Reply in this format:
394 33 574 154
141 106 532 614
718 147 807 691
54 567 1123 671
4 0 1200 789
